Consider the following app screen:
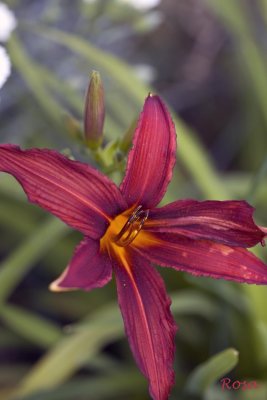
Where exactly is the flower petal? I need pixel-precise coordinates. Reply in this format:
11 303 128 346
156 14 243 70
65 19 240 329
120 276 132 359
112 248 176 400
120 95 176 209
0 144 127 239
50 237 112 291
135 232 267 284
145 200 265 247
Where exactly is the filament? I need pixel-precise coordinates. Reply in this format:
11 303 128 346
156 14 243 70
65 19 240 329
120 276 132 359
115 205 149 247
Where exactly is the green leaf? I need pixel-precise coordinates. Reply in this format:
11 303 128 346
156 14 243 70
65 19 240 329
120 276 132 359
185 348 239 395
175 117 230 199
0 327 22 347
205 0 267 129
34 65 84 115
171 290 218 320
185 276 249 314
243 285 267 368
0 200 37 235
0 217 68 304
254 321 267 371
13 371 146 400
237 382 267 400
205 385 236 400
247 155 267 202
244 285 267 326
0 304 62 349
204 0 249 36
0 175 30 201
7 35 64 129
11 304 123 398
28 26 148 105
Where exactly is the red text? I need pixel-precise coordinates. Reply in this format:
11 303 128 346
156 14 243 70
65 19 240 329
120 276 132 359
221 377 260 391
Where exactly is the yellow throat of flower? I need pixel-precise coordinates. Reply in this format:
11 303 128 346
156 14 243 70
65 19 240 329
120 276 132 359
100 206 149 256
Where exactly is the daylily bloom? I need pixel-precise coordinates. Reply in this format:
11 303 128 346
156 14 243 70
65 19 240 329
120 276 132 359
0 95 266 400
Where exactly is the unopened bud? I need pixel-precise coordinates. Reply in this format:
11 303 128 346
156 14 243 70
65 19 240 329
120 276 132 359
84 71 105 149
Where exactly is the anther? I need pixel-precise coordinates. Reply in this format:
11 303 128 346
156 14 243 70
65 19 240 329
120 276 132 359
115 206 149 247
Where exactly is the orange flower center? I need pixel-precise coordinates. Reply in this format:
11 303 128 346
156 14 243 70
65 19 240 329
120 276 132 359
100 206 149 252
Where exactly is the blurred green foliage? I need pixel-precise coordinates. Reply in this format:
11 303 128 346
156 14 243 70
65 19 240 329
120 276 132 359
0 0 267 399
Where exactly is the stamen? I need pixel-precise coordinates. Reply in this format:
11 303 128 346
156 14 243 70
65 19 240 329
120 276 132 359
115 205 149 247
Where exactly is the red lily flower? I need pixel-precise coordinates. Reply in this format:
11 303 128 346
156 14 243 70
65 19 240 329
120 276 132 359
0 95 266 400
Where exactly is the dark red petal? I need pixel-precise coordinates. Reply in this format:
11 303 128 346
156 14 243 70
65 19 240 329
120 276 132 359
50 237 112 291
120 95 176 209
112 248 176 400
0 144 127 239
145 200 264 247
135 232 267 284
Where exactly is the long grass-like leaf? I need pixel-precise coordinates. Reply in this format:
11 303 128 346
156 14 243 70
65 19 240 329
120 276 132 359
12 371 145 400
0 218 68 304
205 0 267 129
0 304 62 349
7 35 64 129
185 348 239 395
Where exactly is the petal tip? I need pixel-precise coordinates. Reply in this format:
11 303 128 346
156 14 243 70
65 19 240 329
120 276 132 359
49 268 75 292
49 281 70 292
49 282 59 292
147 92 155 98
120 94 177 209
259 226 267 238
49 277 74 293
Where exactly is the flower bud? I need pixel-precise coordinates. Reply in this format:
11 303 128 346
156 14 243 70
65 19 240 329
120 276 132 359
84 71 105 149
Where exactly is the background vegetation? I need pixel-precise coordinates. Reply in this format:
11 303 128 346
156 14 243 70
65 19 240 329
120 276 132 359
0 0 267 399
